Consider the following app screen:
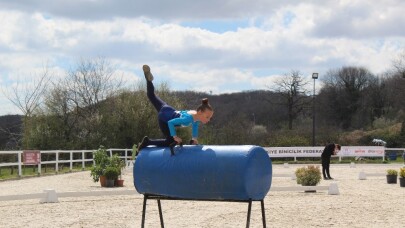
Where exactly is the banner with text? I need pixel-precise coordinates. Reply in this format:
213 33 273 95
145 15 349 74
23 150 41 165
264 146 385 158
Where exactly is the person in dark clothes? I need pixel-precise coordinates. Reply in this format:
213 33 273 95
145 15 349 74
321 143 341 180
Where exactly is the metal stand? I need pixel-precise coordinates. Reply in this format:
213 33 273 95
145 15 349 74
140 194 267 228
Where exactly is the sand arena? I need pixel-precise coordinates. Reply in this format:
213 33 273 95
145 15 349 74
0 163 404 227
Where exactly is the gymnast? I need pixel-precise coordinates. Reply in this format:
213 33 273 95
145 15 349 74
136 65 214 155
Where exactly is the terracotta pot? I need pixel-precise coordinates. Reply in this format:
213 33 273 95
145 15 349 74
99 175 107 187
116 179 124 187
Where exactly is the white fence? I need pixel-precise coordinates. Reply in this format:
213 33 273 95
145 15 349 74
1 146 404 177
0 149 133 177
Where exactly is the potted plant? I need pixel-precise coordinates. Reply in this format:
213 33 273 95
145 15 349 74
399 168 405 187
295 165 321 192
109 154 126 187
386 169 398 184
104 166 119 187
90 146 110 187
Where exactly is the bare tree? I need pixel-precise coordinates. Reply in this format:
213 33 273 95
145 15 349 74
2 68 51 117
1 67 52 148
392 49 405 78
270 70 311 130
59 57 122 148
63 58 122 117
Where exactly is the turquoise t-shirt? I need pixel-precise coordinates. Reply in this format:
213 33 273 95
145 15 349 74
167 110 200 138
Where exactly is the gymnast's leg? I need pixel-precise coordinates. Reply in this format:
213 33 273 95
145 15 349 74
137 65 175 154
146 119 174 144
138 121 176 155
143 65 167 112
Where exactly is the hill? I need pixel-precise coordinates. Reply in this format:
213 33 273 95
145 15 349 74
0 115 22 149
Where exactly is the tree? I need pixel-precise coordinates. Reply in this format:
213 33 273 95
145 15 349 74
23 58 124 149
62 57 123 148
1 67 52 148
319 66 375 129
392 49 405 78
271 70 311 130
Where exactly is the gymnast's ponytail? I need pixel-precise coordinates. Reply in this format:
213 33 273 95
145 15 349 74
197 98 213 112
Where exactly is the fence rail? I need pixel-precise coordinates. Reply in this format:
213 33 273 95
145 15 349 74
1 147 404 177
0 149 133 177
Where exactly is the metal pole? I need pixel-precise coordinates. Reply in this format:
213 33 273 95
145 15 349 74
261 200 267 228
141 195 147 228
312 78 316 146
157 199 165 228
246 200 252 228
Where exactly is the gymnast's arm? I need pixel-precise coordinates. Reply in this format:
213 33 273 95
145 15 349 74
167 115 192 143
191 121 200 144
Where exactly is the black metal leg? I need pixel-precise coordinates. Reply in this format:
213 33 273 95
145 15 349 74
141 195 148 228
157 199 164 228
261 200 266 228
246 200 252 228
142 194 267 228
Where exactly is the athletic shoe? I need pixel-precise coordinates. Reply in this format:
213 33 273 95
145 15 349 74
324 177 330 180
142 65 154 81
327 177 334 180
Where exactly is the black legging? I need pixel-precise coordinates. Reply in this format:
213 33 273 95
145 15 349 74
146 81 179 147
321 159 331 178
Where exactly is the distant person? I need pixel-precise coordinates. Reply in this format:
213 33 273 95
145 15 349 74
321 143 341 180
137 65 214 155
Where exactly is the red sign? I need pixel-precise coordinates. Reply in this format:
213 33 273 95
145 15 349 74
23 150 41 165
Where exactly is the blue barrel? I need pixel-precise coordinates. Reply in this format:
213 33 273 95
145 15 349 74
134 145 272 201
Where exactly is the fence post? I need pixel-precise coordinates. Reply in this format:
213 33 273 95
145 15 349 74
70 151 73 172
82 150 85 171
38 151 42 175
124 149 128 164
92 150 95 166
55 151 59 174
382 150 385 162
18 151 22 177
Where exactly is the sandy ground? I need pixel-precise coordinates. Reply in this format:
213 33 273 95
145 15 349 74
0 163 404 228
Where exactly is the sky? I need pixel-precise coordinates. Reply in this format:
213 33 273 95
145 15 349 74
0 0 404 115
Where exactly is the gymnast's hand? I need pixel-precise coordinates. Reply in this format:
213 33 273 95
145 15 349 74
173 136 182 144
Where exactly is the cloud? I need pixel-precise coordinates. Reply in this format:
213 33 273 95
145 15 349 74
0 0 299 21
1 0 405 115
311 0 405 38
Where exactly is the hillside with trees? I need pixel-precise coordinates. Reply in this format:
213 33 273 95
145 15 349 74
1 56 405 150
